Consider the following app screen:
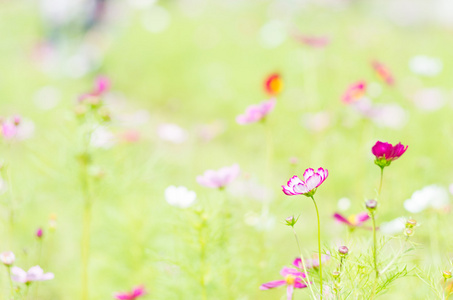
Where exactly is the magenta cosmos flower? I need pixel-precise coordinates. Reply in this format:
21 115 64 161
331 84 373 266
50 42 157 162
282 168 328 197
372 141 408 168
114 285 146 300
236 98 276 125
342 81 366 104
260 267 308 300
333 212 370 229
293 253 330 270
197 164 240 189
11 266 54 283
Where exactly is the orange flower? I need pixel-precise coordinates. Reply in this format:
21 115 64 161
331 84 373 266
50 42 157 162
264 73 283 95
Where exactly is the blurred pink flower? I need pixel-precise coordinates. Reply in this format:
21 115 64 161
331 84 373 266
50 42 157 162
342 81 366 104
372 60 394 85
260 267 307 300
333 212 370 228
114 285 146 300
294 34 330 48
236 98 276 125
293 253 330 269
11 266 54 283
1 122 17 139
79 76 111 101
1 116 34 141
282 168 328 197
36 228 43 238
372 141 408 168
197 164 240 189
118 130 141 143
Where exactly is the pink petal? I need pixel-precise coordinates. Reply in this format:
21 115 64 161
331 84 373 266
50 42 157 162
287 284 294 300
305 174 321 190
355 212 370 224
333 213 352 225
303 168 315 181
293 183 309 194
260 280 286 290
280 267 302 277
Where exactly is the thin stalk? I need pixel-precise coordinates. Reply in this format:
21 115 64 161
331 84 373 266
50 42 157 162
291 227 316 299
378 167 384 196
7 267 13 297
371 213 378 277
198 215 207 300
310 196 323 299
80 158 92 300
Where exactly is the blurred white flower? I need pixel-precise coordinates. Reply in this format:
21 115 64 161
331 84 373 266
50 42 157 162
404 185 450 213
302 111 331 133
142 6 171 33
380 217 406 235
157 123 187 144
90 126 116 149
371 103 408 130
164 186 196 208
244 212 276 231
260 20 287 48
409 55 443 77
337 197 351 212
33 86 61 111
449 183 453 195
412 88 445 111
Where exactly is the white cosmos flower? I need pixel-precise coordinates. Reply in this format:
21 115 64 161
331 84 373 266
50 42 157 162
90 126 116 149
380 217 406 235
409 55 443 77
165 186 196 208
337 197 351 211
404 185 450 213
157 123 187 144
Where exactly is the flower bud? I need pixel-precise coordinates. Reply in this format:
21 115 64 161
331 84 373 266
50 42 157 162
443 271 452 280
13 115 21 126
74 104 87 117
49 214 57 231
404 228 414 237
0 251 15 266
338 246 349 256
98 107 111 122
36 228 43 238
285 216 298 227
332 271 340 279
365 199 378 211
406 219 417 228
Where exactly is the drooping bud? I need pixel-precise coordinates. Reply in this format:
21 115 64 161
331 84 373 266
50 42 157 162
366 199 378 211
338 246 349 256
0 251 15 266
443 271 452 280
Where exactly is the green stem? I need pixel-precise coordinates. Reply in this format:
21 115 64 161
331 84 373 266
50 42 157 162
378 167 384 197
291 227 316 299
198 215 207 300
7 266 13 297
372 213 378 277
80 159 92 300
310 196 323 299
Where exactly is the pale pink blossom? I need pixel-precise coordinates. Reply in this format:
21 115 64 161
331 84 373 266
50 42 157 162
197 164 240 189
157 123 187 144
79 76 111 101
0 251 15 265
236 98 276 125
293 253 330 269
282 168 328 197
11 266 54 283
333 212 370 228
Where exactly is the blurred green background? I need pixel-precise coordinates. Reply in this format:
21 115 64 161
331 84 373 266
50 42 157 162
0 0 452 299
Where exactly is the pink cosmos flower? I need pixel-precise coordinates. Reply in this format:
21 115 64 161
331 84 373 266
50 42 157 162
282 168 328 197
293 253 330 269
342 81 366 104
236 98 276 125
79 76 111 101
11 266 54 283
197 164 240 189
260 267 307 300
1 122 17 139
36 228 43 238
372 60 394 86
372 141 408 168
333 212 370 229
114 285 146 300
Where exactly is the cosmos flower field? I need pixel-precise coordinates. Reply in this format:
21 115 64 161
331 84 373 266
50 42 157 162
1 0 453 299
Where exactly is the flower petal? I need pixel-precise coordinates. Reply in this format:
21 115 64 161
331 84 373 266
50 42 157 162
260 280 286 290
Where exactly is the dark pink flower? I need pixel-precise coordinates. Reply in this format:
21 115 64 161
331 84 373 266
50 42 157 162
372 141 408 168
114 285 146 300
236 98 276 125
333 212 370 228
293 253 330 269
342 81 366 104
372 60 394 86
260 267 307 300
282 168 328 197
197 164 240 189
36 228 43 238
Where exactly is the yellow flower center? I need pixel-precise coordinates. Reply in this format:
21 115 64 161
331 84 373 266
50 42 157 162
347 214 357 226
285 275 296 285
